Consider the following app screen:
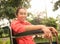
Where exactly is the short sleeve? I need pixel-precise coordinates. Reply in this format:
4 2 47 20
11 21 26 34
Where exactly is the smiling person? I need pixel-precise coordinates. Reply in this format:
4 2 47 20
11 7 58 44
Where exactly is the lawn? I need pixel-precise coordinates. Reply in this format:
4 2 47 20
0 38 10 44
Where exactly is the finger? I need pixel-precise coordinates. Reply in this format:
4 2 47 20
53 31 58 36
48 32 52 39
44 33 52 39
55 31 58 36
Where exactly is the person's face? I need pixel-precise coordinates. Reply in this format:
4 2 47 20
17 8 27 21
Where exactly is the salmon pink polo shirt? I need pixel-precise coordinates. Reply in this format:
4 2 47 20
11 19 35 44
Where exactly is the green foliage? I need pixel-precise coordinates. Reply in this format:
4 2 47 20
2 26 10 34
58 34 60 41
34 37 49 43
40 17 57 29
29 17 57 29
29 17 41 25
53 0 60 11
0 26 10 37
0 28 3 37
27 14 42 25
0 0 31 19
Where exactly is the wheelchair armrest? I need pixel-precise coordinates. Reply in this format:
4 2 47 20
13 29 44 38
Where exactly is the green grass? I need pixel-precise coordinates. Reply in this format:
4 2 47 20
5 39 10 44
0 38 10 44
0 38 3 44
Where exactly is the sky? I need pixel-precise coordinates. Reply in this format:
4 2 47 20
28 0 59 18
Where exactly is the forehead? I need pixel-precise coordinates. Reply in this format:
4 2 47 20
18 8 27 13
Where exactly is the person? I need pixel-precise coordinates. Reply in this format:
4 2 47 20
10 7 58 44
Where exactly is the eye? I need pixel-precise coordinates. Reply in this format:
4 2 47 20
24 13 26 15
19 12 27 15
20 12 23 15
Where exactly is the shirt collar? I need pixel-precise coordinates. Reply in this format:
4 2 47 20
16 18 25 23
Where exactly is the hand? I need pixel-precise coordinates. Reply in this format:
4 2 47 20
41 27 52 39
48 27 58 36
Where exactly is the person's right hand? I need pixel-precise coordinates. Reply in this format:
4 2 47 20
41 26 52 40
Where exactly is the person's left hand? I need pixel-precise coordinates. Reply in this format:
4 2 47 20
47 27 58 36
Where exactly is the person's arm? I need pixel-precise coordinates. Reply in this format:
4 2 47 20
11 21 52 39
24 25 46 31
11 21 46 32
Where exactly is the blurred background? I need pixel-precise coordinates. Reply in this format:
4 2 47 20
0 0 60 44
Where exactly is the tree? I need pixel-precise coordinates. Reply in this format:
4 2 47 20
29 16 58 29
0 28 3 37
40 17 58 29
27 13 42 25
0 0 31 19
53 0 60 11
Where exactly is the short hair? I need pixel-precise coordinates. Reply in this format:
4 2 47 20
15 7 27 16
